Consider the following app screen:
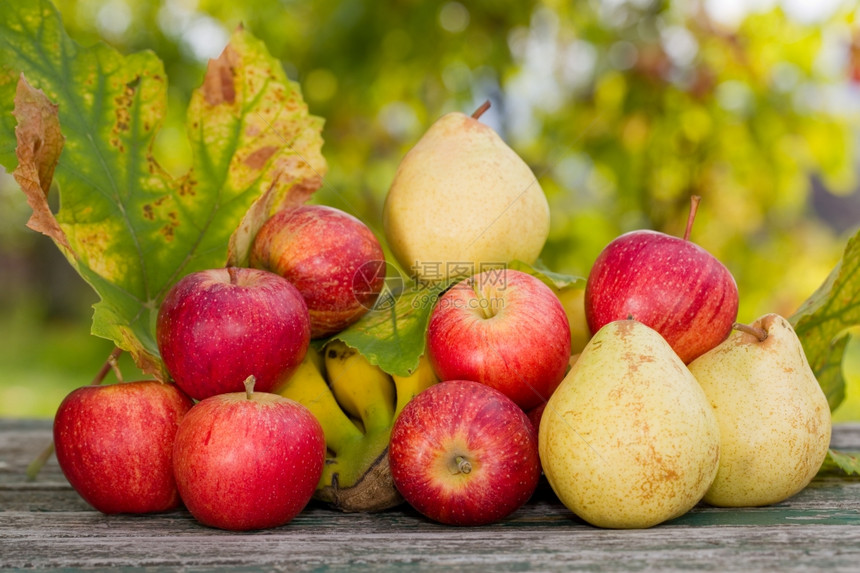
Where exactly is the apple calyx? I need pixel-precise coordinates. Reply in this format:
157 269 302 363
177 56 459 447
733 321 768 342
471 100 491 120
683 195 702 242
244 375 257 399
453 455 473 475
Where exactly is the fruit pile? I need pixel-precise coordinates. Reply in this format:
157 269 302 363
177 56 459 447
51 102 831 532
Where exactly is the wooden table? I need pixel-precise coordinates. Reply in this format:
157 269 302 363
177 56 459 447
2 418 859 571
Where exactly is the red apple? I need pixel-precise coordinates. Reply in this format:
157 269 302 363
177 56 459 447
388 380 541 526
526 402 547 474
426 268 571 410
250 204 386 338
53 380 193 514
172 378 325 531
156 267 310 400
527 402 546 435
526 355 580 459
584 197 738 364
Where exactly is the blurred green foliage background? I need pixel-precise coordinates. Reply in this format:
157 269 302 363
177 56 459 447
3 0 860 419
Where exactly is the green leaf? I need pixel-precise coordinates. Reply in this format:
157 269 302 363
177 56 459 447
790 230 860 412
508 259 586 290
330 260 584 378
819 449 860 477
0 2 325 378
330 279 451 378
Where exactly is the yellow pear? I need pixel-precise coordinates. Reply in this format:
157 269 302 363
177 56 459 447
539 319 720 529
687 313 832 507
382 103 550 282
556 285 591 354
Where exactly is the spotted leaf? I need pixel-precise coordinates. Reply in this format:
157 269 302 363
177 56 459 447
0 2 326 378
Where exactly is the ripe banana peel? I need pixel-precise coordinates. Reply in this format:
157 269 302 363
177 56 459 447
325 341 395 434
274 341 437 512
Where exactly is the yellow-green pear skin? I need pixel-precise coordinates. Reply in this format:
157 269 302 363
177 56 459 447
539 320 720 529
557 285 591 354
382 111 550 282
687 313 832 507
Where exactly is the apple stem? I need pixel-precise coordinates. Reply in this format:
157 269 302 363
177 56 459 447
470 280 497 320
471 100 491 120
683 195 702 242
25 443 56 482
454 455 472 475
93 347 124 386
26 347 124 482
108 351 124 383
733 322 768 342
244 375 256 399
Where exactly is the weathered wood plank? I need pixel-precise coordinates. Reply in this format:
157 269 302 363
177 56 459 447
5 478 859 526
1 419 859 571
0 418 65 484
2 513 860 571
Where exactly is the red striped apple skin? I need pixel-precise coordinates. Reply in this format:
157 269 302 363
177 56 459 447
53 380 194 515
250 205 386 338
426 269 571 411
156 267 310 401
172 389 325 531
388 380 540 526
584 230 738 364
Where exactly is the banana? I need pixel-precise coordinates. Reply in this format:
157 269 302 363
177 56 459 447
324 340 396 433
392 354 438 417
305 342 326 373
276 342 413 512
317 424 401 512
273 346 363 453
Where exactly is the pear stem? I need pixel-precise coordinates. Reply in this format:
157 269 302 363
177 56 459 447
733 322 768 342
471 100 491 120
244 375 256 399
683 195 701 241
